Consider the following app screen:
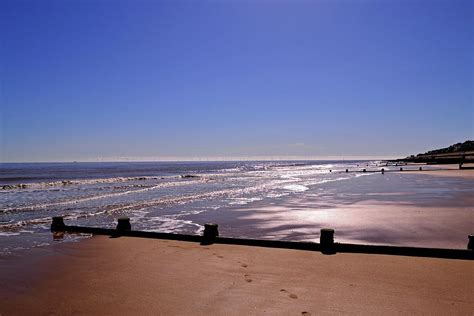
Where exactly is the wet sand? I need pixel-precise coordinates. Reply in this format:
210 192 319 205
393 163 474 178
1 236 473 315
188 167 474 248
216 200 474 249
399 168 474 178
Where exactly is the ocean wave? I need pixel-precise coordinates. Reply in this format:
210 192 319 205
0 231 21 236
0 175 176 191
101 177 304 215
0 216 52 231
139 212 204 235
0 178 211 214
1 179 296 231
0 168 371 234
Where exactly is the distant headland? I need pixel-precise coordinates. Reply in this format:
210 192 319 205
391 140 474 165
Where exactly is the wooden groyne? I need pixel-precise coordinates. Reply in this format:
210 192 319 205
51 217 473 260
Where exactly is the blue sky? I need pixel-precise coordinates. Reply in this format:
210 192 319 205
1 0 472 162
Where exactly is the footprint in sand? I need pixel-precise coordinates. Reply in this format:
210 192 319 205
244 274 252 283
280 289 297 299
241 263 248 268
301 312 311 316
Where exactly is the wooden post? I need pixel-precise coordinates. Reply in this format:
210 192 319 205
381 168 385 174
346 169 348 173
400 167 403 171
363 169 366 173
468 235 473 250
51 216 66 240
51 216 65 232
117 217 131 231
202 223 219 245
320 228 335 254
419 167 422 171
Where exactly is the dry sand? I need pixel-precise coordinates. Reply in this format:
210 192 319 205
1 236 473 315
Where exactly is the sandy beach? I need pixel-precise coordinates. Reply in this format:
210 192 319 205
395 164 474 179
1 167 473 315
1 236 473 315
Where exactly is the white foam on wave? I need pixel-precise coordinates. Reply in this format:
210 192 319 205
0 231 21 236
0 175 176 191
140 210 206 235
279 174 300 180
283 184 309 192
0 216 51 230
229 197 263 205
266 192 288 198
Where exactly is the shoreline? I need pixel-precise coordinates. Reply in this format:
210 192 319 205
1 236 473 315
396 168 474 178
389 163 474 179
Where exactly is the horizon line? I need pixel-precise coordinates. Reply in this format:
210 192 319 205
0 155 401 163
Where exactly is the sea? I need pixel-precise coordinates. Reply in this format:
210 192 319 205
1 161 472 255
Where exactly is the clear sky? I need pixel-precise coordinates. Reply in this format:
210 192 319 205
1 0 472 162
